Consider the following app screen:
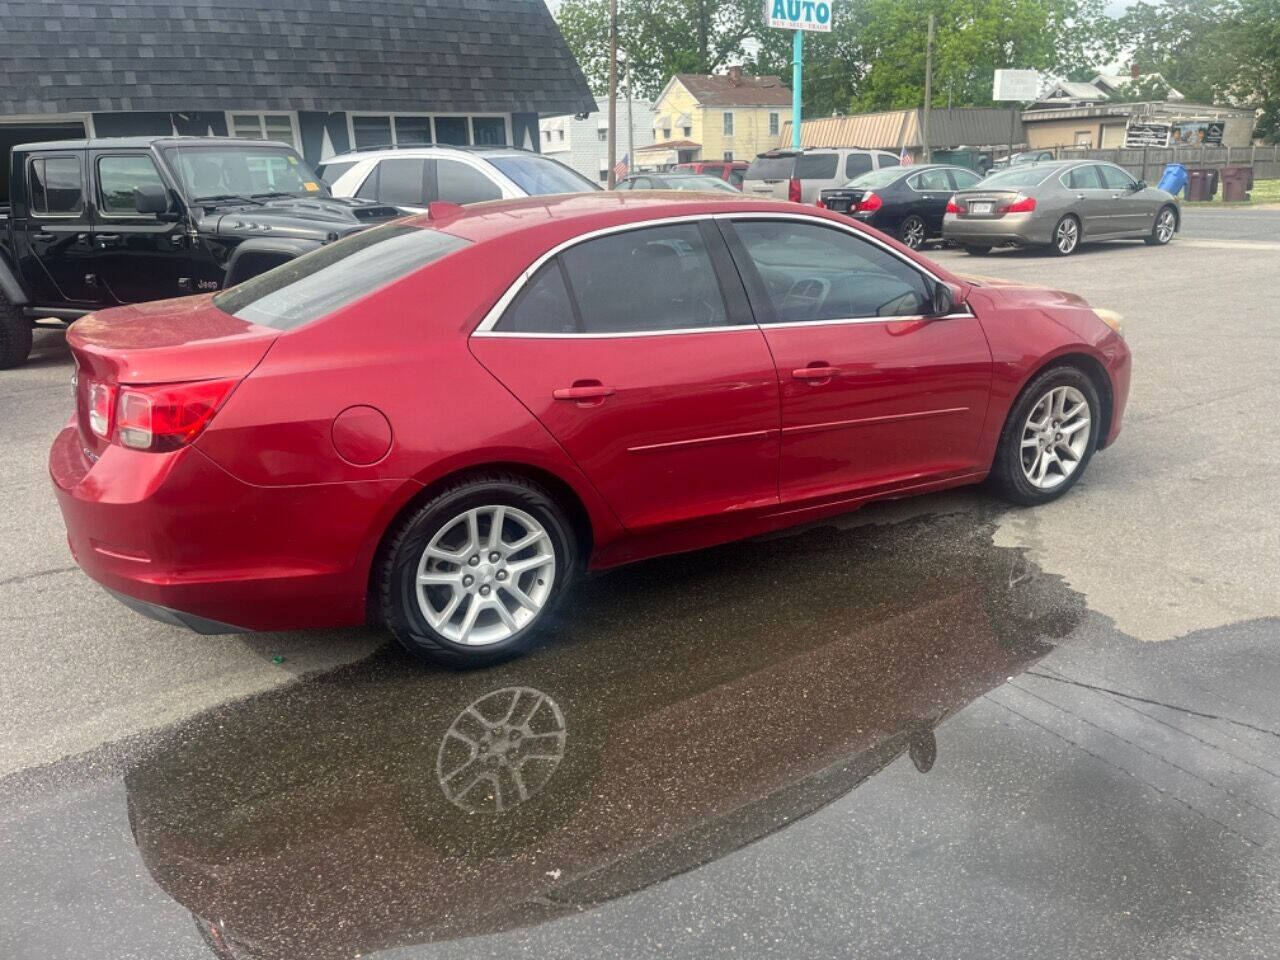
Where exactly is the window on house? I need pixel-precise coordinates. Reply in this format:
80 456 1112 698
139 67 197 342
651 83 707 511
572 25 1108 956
769 113 779 136
543 129 551 142
662 127 671 139
723 151 734 161
682 125 691 137
472 117 507 145
723 112 734 135
435 117 470 145
28 156 84 215
351 115 394 150
230 113 299 150
394 116 432 146
598 128 607 142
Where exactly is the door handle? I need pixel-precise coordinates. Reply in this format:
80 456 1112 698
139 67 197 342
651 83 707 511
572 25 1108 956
553 380 615 405
34 232 56 242
792 364 839 382
95 234 122 248
1075 194 1086 201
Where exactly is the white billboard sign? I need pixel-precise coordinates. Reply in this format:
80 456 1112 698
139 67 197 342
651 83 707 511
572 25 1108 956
993 69 1039 102
765 0 833 32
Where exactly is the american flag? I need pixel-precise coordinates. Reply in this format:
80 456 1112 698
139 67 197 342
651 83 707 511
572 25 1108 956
613 153 629 179
900 148 913 166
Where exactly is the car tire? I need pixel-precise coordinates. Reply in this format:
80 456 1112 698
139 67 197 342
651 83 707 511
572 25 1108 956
1050 215 1081 256
0 295 33 370
963 244 992 255
377 473 579 668
1144 205 1177 245
898 215 927 250
990 365 1101 506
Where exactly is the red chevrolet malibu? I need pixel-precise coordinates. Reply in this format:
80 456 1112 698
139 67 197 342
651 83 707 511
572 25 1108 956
50 193 1129 666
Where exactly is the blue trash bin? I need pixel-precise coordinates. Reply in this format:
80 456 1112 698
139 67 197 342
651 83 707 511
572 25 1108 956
1158 163 1188 196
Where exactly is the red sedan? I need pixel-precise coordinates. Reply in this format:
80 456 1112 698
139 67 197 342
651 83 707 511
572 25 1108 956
50 193 1130 667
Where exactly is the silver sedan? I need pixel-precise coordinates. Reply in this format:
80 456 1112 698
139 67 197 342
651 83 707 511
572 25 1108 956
942 160 1180 256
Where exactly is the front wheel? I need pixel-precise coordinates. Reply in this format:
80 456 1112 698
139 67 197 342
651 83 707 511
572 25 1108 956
1050 215 1081 256
1145 206 1177 245
990 366 1100 506
898 215 927 250
377 474 578 668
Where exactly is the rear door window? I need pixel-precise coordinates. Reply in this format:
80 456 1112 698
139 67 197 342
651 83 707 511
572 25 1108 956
795 154 838 180
29 156 84 215
1065 165 1103 189
494 260 577 334
374 157 429 206
436 159 502 204
559 223 729 334
909 169 952 191
949 169 982 189
213 223 470 330
728 168 745 188
315 160 356 186
845 153 873 179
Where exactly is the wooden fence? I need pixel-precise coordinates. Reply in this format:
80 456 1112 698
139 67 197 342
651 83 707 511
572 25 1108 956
1051 145 1280 182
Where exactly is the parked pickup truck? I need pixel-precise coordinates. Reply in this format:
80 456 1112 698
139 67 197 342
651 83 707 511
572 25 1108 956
0 136 401 368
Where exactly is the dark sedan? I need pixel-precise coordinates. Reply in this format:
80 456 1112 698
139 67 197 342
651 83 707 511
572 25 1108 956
818 164 983 249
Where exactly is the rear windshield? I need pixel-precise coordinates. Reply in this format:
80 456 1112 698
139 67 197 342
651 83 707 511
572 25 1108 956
213 223 470 330
794 153 838 180
846 167 904 189
745 155 795 180
487 154 599 195
314 160 356 186
977 166 1057 189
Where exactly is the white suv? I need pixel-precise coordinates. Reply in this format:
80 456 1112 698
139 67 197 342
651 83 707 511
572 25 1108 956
315 145 599 211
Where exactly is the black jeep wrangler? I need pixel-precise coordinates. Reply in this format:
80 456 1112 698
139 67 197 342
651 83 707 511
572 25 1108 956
0 136 401 367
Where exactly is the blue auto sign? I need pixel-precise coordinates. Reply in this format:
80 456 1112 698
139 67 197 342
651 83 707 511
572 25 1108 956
765 0 833 32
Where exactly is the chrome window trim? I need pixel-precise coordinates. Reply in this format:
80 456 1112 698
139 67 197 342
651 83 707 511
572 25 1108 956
471 210 956 337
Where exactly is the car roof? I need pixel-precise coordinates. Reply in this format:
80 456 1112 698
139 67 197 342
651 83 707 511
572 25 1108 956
325 145 534 163
13 136 292 152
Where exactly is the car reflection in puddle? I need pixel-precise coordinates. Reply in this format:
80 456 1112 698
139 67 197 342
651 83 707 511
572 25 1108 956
122 512 1084 959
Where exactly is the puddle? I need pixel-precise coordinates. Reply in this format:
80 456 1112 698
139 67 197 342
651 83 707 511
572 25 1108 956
119 512 1085 957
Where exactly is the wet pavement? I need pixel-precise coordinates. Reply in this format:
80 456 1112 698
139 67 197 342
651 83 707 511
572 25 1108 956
4 510 1280 959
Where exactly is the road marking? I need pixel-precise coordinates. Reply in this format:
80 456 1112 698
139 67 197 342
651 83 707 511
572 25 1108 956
1179 238 1280 251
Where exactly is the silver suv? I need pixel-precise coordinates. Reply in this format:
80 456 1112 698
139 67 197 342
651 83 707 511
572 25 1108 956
743 148 901 203
317 145 598 211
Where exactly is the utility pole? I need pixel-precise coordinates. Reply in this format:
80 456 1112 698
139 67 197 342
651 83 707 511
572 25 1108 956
922 13 934 163
792 29 803 149
625 53 634 175
607 0 618 188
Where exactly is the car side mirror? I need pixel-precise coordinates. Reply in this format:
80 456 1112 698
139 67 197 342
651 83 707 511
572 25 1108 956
134 184 172 217
1130 180 1146 192
928 281 961 317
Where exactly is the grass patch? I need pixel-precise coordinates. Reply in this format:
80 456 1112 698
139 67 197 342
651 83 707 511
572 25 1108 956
1184 178 1280 206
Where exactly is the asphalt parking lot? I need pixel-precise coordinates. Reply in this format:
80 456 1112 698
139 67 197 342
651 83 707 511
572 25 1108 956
3 207 1280 959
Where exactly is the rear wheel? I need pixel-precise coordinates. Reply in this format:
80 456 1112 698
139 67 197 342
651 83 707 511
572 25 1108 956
377 474 578 668
0 294 33 370
963 244 992 255
991 366 1100 506
898 215 927 250
1050 215 1080 256
1145 206 1177 245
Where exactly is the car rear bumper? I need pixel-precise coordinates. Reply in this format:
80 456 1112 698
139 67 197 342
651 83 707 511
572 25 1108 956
943 212 1049 245
49 424 409 633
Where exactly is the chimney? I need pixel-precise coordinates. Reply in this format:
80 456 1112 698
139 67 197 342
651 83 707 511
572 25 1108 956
1130 63 1141 78
727 65 743 86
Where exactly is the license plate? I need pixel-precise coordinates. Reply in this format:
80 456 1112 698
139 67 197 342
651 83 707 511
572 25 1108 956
828 200 850 212
969 202 993 215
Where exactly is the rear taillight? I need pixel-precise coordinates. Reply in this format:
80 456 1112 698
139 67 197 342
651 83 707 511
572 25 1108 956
945 195 963 214
87 381 116 438
815 198 826 209
788 178 802 203
115 378 236 452
855 191 882 213
1001 195 1037 213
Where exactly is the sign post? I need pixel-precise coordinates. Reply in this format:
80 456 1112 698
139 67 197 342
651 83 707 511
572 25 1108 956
992 69 1038 163
765 0 833 151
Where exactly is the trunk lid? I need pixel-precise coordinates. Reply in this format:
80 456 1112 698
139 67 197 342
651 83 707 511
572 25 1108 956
68 296 277 456
951 190 1022 219
818 187 866 214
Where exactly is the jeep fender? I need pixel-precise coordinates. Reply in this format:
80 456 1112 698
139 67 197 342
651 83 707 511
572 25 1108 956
0 250 31 306
223 238 321 287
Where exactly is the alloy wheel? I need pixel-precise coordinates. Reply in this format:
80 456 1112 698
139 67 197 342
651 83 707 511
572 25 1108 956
1055 217 1079 254
415 505 556 645
1155 209 1176 243
901 216 926 249
1019 385 1091 490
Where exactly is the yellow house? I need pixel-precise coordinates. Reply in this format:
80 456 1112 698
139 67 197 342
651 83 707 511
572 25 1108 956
634 68 792 170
